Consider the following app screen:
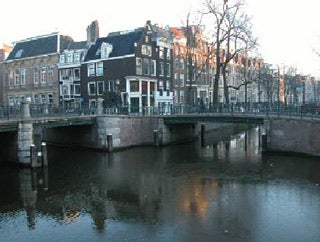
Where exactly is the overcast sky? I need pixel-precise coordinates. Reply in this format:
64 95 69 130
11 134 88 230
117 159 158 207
2 0 320 76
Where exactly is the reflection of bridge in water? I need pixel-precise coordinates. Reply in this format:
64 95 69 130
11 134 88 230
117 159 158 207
1 101 320 167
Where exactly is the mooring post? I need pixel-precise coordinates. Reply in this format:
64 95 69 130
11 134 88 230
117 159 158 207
41 142 48 167
107 134 113 152
153 130 159 146
201 124 205 147
30 144 38 168
262 134 267 152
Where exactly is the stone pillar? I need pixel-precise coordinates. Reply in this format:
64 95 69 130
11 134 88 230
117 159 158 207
18 121 34 166
21 101 31 119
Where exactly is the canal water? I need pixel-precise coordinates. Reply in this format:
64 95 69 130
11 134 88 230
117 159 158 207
1 127 320 242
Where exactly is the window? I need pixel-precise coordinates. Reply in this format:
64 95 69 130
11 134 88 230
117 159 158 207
33 94 39 104
179 90 184 103
166 49 171 60
143 58 150 75
108 80 115 92
60 55 65 63
159 47 164 59
74 68 80 81
41 67 47 83
89 99 96 108
97 81 105 95
48 66 54 82
150 60 156 76
41 94 47 104
8 70 14 86
48 93 54 105
74 84 81 96
67 53 73 63
101 42 113 59
166 63 171 77
96 62 103 76
180 59 184 69
33 69 39 84
175 58 179 69
14 70 20 85
159 62 164 76
88 82 96 95
159 80 164 96
166 80 170 91
60 69 72 80
74 53 80 63
141 45 152 56
8 96 14 106
88 63 95 76
180 74 185 86
20 69 26 85
130 80 139 92
136 58 142 75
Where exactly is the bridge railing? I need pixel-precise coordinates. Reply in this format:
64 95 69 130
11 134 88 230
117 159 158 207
0 102 319 121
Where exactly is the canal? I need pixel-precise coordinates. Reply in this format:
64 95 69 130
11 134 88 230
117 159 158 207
1 127 320 242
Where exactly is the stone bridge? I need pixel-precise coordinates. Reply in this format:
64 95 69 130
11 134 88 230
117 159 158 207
1 102 320 167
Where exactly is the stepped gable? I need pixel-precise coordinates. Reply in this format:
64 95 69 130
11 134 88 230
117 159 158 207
6 33 74 61
84 28 144 61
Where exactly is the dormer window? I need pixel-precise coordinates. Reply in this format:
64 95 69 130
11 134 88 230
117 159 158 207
101 42 113 59
60 55 65 63
15 49 23 58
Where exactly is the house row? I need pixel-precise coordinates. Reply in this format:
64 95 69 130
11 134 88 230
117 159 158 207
1 19 276 112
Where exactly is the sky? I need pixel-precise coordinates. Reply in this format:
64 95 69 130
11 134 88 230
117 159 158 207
1 0 320 76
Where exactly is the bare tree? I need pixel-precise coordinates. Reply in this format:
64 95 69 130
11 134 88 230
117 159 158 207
202 0 257 104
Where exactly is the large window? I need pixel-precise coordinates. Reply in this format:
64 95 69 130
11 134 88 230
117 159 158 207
159 62 164 76
60 69 72 80
14 70 19 86
20 69 26 85
130 80 139 92
33 69 39 84
74 84 81 96
142 45 152 56
143 58 150 75
74 68 80 81
88 82 96 95
8 70 14 86
166 63 171 77
150 60 156 76
97 81 105 95
48 66 54 82
96 62 103 76
88 63 95 76
136 57 142 75
41 67 47 83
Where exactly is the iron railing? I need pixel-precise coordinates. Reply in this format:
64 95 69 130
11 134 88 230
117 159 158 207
0 103 319 121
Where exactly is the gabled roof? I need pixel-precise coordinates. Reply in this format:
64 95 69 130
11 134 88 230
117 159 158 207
6 33 74 61
84 28 144 62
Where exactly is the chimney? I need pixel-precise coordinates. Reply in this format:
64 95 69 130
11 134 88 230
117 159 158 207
87 20 99 46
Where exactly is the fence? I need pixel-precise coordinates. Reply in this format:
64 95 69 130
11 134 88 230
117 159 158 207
0 102 319 121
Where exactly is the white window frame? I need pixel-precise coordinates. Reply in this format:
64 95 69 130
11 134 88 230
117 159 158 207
88 63 95 76
20 69 26 85
136 57 142 75
88 82 96 96
97 81 105 95
96 62 103 76
33 69 39 84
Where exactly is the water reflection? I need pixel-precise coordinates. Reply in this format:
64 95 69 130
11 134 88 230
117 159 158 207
0 127 320 242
